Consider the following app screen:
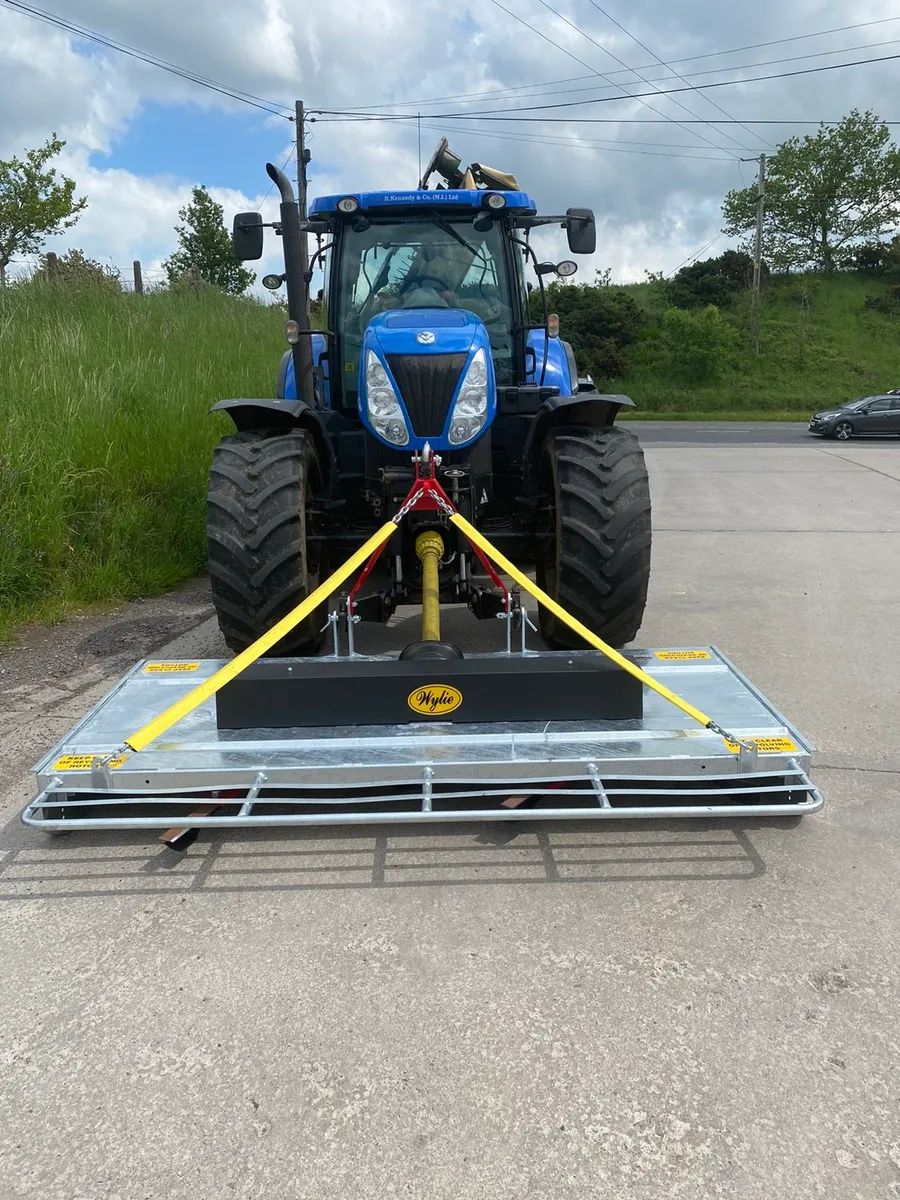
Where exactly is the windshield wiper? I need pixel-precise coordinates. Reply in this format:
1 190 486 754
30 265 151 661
434 217 486 263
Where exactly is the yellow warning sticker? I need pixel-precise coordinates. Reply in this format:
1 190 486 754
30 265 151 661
53 755 128 771
408 684 463 717
144 663 200 674
725 737 799 754
655 651 711 661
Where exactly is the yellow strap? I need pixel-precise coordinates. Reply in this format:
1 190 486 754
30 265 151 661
125 521 398 753
450 511 714 730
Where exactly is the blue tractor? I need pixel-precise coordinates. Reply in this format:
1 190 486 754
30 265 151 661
208 140 651 656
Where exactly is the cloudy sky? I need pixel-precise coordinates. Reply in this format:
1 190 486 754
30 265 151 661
2 0 899 288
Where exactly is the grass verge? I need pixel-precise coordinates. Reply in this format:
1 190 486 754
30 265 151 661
0 281 281 640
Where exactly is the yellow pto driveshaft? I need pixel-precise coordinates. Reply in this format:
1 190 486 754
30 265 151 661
416 531 444 642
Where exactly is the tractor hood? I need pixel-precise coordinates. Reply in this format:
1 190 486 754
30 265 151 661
371 307 482 355
358 308 497 452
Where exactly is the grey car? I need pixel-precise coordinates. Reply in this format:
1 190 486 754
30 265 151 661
808 394 900 440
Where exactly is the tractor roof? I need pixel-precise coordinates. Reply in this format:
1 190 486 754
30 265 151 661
309 189 538 217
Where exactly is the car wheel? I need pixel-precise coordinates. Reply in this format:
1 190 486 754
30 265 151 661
832 422 854 441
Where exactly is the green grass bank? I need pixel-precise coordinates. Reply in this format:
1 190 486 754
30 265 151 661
0 282 281 638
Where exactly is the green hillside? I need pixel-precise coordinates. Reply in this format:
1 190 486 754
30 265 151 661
609 273 900 418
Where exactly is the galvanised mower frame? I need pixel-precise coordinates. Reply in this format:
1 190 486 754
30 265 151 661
24 451 821 843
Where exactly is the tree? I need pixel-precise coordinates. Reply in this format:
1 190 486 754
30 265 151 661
671 250 758 309
164 186 254 294
528 281 645 382
0 135 86 284
722 111 900 273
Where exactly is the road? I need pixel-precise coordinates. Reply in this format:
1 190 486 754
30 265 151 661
2 438 900 1199
628 420 814 444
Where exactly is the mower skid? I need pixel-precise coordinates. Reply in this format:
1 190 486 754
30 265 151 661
25 648 821 833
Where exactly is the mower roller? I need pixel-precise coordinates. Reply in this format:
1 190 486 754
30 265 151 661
23 141 821 835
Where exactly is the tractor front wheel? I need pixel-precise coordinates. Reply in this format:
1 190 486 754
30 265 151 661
207 429 326 657
536 425 652 650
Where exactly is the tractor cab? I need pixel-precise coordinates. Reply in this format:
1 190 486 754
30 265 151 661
256 140 598 458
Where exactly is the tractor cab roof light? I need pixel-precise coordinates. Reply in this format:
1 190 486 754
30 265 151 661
337 196 360 215
482 192 507 210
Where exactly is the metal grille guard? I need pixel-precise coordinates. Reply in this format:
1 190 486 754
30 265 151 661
25 760 822 831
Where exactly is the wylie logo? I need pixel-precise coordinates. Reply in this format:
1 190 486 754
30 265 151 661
407 685 463 716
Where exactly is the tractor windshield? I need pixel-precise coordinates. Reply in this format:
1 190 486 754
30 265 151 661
334 215 518 408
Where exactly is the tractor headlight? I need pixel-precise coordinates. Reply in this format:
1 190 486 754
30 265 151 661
448 348 489 445
365 351 409 447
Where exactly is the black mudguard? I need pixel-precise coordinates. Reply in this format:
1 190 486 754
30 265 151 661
522 391 637 483
209 398 335 485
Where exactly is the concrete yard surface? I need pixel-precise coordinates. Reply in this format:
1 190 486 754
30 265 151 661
1 438 899 1199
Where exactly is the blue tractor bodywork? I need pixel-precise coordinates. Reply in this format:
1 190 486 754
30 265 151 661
278 324 580 419
211 146 650 656
358 309 496 453
309 189 538 218
279 334 330 407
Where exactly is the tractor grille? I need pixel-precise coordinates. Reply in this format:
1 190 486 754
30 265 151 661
387 353 467 438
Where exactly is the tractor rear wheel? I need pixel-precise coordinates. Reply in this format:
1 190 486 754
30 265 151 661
207 429 326 657
536 425 651 650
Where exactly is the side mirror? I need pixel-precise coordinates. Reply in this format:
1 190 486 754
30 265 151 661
566 207 596 255
233 212 264 261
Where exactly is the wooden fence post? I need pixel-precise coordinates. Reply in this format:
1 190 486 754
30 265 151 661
133 260 144 295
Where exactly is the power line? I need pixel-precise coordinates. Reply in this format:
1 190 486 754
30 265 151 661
669 233 726 275
315 114 900 126
348 15 900 114
648 14 900 69
411 118 740 160
579 0 771 149
484 0 741 157
533 0 756 153
0 0 294 120
478 35 900 106
314 49 900 121
346 35 900 116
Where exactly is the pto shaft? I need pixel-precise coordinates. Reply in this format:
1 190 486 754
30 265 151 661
416 531 444 642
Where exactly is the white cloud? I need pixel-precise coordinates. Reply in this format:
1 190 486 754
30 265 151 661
3 0 900 284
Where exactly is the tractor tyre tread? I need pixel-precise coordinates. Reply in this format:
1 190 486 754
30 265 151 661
207 429 326 657
537 425 652 649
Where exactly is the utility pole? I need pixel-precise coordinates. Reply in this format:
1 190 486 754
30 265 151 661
751 152 766 356
295 100 311 326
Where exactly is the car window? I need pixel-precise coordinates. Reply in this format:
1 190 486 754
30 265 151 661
868 398 891 412
891 399 900 411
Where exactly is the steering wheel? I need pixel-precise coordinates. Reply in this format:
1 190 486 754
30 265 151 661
402 274 452 294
